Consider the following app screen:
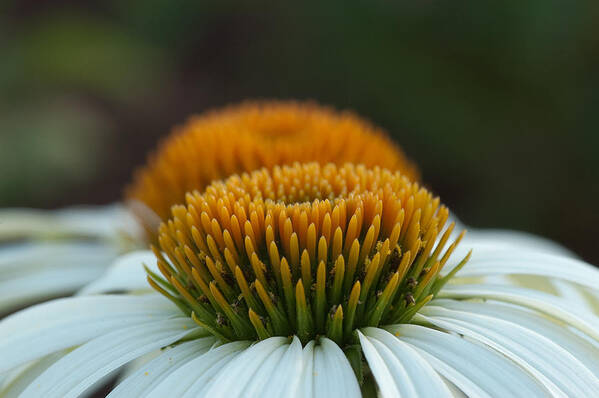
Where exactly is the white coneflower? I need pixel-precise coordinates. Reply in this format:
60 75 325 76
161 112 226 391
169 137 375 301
0 100 418 313
1 163 597 397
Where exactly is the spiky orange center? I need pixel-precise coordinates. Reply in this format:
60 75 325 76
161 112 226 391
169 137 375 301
126 101 418 235
148 163 467 346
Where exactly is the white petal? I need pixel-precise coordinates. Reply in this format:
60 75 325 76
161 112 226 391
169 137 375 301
113 350 161 387
458 228 574 258
431 298 599 375
20 317 199 398
441 376 467 398
199 337 288 397
241 344 289 396
388 324 549 398
0 204 140 241
297 340 315 398
0 263 105 313
451 250 599 290
0 351 66 398
551 279 597 314
0 242 119 312
258 336 304 397
358 331 404 397
0 242 117 277
439 283 599 340
313 337 361 398
161 342 249 398
0 294 177 372
359 328 451 397
79 250 157 295
107 339 216 397
419 305 599 396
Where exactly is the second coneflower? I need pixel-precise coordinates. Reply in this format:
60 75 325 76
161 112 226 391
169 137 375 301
126 100 418 234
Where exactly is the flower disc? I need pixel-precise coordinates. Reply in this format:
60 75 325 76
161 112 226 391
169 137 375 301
126 101 418 233
148 163 466 346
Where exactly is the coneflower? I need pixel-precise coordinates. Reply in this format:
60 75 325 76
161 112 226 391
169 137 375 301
149 163 465 346
0 100 417 313
2 163 598 397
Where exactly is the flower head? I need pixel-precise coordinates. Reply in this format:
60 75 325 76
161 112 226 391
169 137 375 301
150 162 466 346
0 100 417 314
2 166 599 396
126 101 418 232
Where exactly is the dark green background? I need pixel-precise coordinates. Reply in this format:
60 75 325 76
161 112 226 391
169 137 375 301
1 1 598 263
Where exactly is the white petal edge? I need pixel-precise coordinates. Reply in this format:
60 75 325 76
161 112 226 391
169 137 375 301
551 279 598 314
106 339 214 397
241 344 290 396
0 242 120 312
0 204 140 241
0 242 118 275
418 305 599 397
78 250 157 295
359 328 452 397
198 337 288 397
450 250 599 290
21 318 200 398
439 283 599 341
163 342 249 398
388 324 549 398
0 294 177 372
457 228 574 258
257 336 304 397
312 337 361 398
430 298 599 375
0 351 66 398
0 264 107 313
298 340 315 398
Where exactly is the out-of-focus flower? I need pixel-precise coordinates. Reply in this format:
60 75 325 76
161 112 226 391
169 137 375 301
2 163 597 397
0 100 418 313
125 100 418 235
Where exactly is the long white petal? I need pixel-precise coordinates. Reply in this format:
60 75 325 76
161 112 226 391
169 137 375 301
0 204 139 241
258 336 304 397
439 283 599 340
0 242 120 311
358 331 406 397
0 242 118 277
0 263 106 313
451 250 599 290
388 324 549 397
297 340 315 398
19 318 198 398
419 305 599 396
551 279 597 314
313 337 361 398
199 337 288 397
166 342 249 398
107 338 216 397
431 298 599 375
359 328 451 397
241 344 289 396
0 351 66 398
458 229 574 258
79 250 157 295
0 294 177 372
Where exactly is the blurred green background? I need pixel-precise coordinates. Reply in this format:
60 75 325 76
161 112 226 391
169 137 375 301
1 1 598 263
